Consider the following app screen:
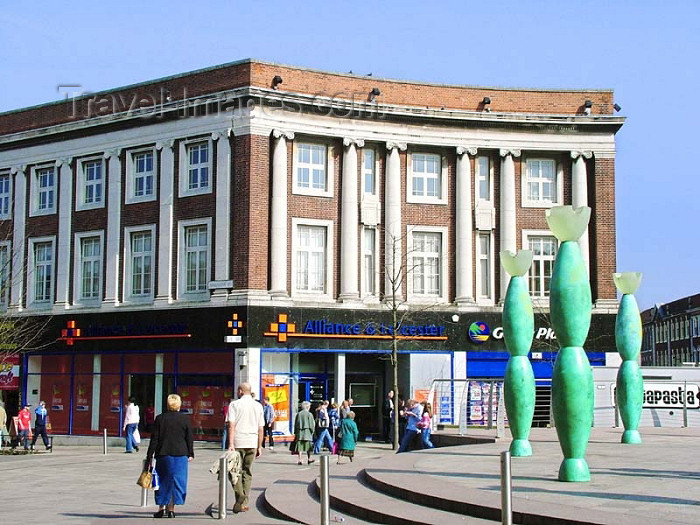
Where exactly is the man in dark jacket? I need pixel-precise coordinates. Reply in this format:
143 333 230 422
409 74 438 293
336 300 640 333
31 401 51 451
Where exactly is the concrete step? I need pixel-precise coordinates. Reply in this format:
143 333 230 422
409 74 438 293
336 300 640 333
313 466 496 524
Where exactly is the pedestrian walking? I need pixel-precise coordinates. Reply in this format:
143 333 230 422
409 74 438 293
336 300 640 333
337 411 359 464
382 390 394 443
17 403 31 450
226 382 264 514
313 400 333 454
0 401 7 448
262 396 275 450
146 394 194 519
418 401 434 449
397 399 422 453
293 401 315 465
31 401 51 451
122 397 140 453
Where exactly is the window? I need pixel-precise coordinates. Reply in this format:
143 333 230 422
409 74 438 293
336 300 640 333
291 219 334 298
294 143 333 196
296 225 326 292
528 235 558 297
179 139 213 196
362 227 377 296
0 172 11 219
408 227 447 302
476 233 492 301
476 156 491 203
523 158 561 207
32 166 56 215
177 219 211 300
29 238 55 306
76 234 102 302
0 241 10 307
363 149 377 195
78 158 104 210
126 149 157 203
409 153 444 202
125 228 155 300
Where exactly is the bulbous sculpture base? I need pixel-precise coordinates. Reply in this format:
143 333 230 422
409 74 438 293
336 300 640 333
509 438 532 457
621 429 642 444
558 458 590 482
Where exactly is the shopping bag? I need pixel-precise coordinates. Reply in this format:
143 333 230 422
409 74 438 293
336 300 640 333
151 466 160 491
332 442 339 455
133 428 141 444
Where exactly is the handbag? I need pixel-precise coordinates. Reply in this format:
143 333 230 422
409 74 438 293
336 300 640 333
289 438 297 455
137 469 152 489
133 428 141 444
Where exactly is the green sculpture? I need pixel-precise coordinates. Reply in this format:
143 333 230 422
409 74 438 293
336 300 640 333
613 272 644 444
547 206 593 482
501 250 536 457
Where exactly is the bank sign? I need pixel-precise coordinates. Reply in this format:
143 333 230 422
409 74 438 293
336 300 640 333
468 321 556 344
612 383 700 409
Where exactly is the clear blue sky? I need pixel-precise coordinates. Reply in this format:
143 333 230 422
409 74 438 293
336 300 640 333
2 1 697 311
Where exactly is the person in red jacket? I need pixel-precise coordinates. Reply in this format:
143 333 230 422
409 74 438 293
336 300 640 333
17 403 32 450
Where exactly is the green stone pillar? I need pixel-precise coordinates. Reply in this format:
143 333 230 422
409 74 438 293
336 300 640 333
501 250 536 457
614 272 644 444
547 206 593 482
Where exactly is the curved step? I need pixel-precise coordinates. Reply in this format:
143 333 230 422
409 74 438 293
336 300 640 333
314 468 495 524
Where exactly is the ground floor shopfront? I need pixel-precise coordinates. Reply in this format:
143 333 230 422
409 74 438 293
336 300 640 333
20 306 617 440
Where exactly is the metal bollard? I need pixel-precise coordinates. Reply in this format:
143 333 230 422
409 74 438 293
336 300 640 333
320 454 330 525
49 436 53 453
218 455 227 519
141 485 148 507
103 428 108 455
500 451 512 525
683 382 688 428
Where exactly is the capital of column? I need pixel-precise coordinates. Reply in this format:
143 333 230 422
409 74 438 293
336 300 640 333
386 141 407 152
570 150 593 160
211 128 232 141
343 137 365 148
55 157 73 168
103 148 122 160
456 146 478 156
272 129 295 141
156 139 174 151
10 164 26 175
499 148 521 158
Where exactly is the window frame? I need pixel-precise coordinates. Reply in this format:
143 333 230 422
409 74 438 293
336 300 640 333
126 147 158 204
123 225 156 303
361 226 379 298
475 155 493 205
0 171 12 219
475 232 494 304
406 225 448 303
292 141 334 198
27 236 56 308
73 231 104 306
0 240 10 309
523 229 559 301
178 137 213 197
177 218 212 302
362 148 379 196
291 218 334 300
76 157 105 211
521 157 563 208
30 164 57 216
407 152 447 205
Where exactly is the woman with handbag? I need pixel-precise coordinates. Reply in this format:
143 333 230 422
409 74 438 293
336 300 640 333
337 411 359 464
146 394 194 519
293 401 315 465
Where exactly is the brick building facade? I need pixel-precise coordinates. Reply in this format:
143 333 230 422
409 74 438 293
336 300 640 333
0 59 623 438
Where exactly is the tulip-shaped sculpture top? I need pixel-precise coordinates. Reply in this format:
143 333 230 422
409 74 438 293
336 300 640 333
613 272 642 295
501 249 534 277
546 206 591 242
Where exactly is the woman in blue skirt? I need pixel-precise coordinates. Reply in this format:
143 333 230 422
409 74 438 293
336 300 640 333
146 394 194 518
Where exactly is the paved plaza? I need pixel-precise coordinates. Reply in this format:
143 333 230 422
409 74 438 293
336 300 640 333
1 427 699 523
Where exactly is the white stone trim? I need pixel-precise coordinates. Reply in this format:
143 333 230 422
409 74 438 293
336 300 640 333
406 151 448 205
475 231 495 306
55 159 73 308
26 235 56 310
270 132 290 297
29 163 58 217
520 156 564 208
213 130 232 289
103 148 122 306
156 141 174 305
291 139 335 198
122 224 156 305
406 225 449 305
178 135 214 198
125 145 158 204
455 149 474 304
10 166 26 310
75 155 106 211
176 217 213 303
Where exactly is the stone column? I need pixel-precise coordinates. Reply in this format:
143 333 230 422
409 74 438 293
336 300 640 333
55 157 73 308
155 140 175 305
499 149 520 303
212 129 233 299
335 353 346 404
270 129 294 297
384 142 406 300
340 138 364 302
571 151 592 276
455 147 477 304
10 165 26 310
103 149 122 306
